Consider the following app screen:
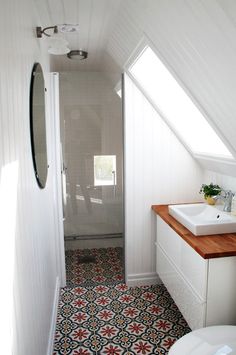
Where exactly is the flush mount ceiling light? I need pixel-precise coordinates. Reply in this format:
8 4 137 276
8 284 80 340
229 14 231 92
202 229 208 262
67 50 88 60
36 24 79 55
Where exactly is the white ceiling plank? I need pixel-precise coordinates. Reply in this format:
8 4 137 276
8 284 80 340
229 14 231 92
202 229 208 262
47 0 65 25
77 0 93 50
217 0 236 27
62 0 78 25
85 0 122 70
33 0 52 25
84 0 108 69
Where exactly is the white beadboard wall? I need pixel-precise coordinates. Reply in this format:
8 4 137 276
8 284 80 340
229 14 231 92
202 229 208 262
107 0 236 165
124 74 203 286
0 1 62 355
203 170 236 195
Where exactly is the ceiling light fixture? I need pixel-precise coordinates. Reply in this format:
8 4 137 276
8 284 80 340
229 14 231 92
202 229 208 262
67 50 88 60
36 24 79 55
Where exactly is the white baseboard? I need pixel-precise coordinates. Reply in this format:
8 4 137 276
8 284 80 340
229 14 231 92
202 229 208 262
47 276 60 355
127 272 161 287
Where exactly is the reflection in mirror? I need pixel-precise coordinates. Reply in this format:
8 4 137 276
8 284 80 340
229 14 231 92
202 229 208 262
30 63 48 188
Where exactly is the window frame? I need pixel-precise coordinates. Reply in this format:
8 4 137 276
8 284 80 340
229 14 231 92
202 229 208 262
124 37 236 164
114 81 122 98
93 155 117 187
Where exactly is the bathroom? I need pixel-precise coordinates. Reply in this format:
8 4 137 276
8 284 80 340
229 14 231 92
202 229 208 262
1 1 236 354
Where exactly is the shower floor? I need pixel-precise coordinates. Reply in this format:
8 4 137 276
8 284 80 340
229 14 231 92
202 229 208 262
65 247 124 287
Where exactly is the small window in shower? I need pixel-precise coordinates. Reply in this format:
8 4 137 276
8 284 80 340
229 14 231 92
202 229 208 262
94 155 117 186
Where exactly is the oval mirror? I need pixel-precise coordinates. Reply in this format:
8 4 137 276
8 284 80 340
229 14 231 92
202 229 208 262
30 63 48 188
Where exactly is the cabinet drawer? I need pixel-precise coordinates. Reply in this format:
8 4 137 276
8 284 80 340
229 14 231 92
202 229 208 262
156 244 206 330
156 216 208 300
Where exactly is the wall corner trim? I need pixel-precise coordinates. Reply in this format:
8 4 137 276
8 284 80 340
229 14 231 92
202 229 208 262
127 272 161 287
47 276 60 355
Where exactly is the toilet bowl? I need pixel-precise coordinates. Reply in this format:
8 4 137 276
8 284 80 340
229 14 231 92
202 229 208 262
169 326 236 355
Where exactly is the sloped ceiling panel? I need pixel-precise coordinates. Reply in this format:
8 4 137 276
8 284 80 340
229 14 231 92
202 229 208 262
106 1 143 68
106 0 236 160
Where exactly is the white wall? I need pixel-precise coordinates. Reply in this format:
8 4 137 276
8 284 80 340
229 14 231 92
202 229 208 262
0 1 62 354
124 75 203 286
203 170 236 197
101 53 122 88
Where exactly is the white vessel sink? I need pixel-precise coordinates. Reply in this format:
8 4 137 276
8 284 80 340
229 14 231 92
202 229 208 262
168 203 236 236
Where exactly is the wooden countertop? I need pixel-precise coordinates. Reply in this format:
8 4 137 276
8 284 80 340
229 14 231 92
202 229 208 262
152 204 236 259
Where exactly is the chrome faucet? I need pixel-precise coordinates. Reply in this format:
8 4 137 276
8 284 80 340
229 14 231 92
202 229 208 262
213 190 235 212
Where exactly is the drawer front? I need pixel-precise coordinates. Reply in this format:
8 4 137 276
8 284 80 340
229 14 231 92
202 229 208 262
156 244 206 330
206 257 236 326
156 216 208 300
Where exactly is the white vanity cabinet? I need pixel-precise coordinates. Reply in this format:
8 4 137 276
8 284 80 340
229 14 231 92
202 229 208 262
156 215 236 330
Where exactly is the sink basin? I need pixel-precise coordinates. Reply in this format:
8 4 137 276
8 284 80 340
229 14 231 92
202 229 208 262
168 203 236 236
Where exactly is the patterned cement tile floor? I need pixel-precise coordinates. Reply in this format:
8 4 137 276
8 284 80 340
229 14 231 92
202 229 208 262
65 247 124 287
53 248 190 354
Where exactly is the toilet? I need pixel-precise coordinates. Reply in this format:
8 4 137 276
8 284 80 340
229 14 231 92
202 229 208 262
169 326 236 354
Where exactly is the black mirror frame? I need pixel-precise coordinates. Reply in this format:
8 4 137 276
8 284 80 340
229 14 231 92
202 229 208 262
29 62 48 189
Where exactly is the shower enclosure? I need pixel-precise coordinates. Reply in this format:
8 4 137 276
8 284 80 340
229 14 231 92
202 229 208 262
59 72 123 243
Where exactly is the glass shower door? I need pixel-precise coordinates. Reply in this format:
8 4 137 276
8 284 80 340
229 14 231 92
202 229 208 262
60 72 123 239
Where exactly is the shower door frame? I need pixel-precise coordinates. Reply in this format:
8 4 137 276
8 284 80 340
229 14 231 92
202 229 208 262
61 73 125 244
50 72 66 287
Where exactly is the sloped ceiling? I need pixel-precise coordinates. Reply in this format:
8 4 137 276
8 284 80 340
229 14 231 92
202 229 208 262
34 0 236 169
106 0 236 163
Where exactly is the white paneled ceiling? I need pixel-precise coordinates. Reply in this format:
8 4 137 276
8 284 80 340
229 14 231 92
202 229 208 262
33 0 236 169
34 0 123 71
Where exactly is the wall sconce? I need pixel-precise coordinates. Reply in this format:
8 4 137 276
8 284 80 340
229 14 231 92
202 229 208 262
36 24 79 55
36 25 58 38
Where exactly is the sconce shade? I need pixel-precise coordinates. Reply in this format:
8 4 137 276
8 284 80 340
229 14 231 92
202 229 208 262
57 24 79 33
48 46 70 55
47 36 68 47
46 34 70 55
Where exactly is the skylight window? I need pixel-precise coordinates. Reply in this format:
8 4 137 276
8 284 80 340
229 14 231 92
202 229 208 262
128 46 233 159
